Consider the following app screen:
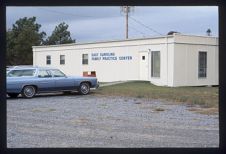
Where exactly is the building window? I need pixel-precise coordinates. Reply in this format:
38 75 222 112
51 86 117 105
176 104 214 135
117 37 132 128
151 51 160 77
82 54 88 65
142 56 145 60
46 55 51 65
198 52 207 78
60 55 65 65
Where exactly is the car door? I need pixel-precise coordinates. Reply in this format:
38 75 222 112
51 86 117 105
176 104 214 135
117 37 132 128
50 69 75 91
36 70 55 92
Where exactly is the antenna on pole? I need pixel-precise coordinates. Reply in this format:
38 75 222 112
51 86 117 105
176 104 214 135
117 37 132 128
120 6 134 39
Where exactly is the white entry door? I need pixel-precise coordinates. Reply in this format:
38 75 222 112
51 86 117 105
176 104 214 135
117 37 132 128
139 52 149 81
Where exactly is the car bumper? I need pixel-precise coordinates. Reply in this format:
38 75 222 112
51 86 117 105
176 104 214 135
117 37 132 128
95 82 99 89
91 81 99 89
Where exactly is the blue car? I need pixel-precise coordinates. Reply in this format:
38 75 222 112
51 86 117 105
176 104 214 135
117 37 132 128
7 66 99 98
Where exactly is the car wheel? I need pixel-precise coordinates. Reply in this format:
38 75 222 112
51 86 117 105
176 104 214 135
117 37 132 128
21 86 36 98
8 93 19 98
79 82 90 95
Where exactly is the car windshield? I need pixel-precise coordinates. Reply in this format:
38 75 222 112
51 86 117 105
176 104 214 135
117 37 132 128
7 69 36 77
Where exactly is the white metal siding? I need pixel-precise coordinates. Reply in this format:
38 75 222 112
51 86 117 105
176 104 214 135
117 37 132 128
33 34 218 87
173 35 218 86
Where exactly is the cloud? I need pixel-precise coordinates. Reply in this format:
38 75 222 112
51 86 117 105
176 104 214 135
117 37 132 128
67 16 125 42
6 6 218 42
6 6 122 26
131 6 218 36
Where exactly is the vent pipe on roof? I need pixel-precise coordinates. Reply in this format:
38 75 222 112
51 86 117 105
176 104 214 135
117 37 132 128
167 31 180 35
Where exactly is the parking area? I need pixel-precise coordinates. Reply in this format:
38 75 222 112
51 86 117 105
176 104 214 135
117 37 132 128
7 93 219 148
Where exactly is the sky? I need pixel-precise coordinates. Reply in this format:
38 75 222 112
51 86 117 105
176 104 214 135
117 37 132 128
6 6 218 43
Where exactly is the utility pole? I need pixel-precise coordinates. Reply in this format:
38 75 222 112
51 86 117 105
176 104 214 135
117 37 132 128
121 6 134 39
125 6 128 39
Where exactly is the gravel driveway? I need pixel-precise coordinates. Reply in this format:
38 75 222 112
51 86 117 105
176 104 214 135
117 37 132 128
7 93 219 148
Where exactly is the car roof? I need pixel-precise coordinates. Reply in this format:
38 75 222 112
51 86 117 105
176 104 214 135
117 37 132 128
7 66 57 70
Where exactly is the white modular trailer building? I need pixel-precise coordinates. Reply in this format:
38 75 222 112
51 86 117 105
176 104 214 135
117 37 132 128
33 33 218 87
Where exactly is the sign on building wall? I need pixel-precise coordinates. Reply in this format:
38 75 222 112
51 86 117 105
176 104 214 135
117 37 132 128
91 52 132 61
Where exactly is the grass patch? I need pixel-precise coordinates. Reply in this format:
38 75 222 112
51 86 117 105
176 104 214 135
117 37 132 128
188 108 219 115
95 81 218 110
31 108 56 112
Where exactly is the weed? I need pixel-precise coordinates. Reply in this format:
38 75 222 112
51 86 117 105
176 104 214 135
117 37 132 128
136 95 144 98
31 108 56 112
154 108 165 112
48 108 56 112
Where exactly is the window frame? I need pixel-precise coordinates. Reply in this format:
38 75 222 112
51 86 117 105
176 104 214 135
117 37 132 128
46 55 51 65
82 54 88 65
50 69 66 77
7 69 36 77
37 70 52 78
60 55 65 65
151 51 160 78
198 51 207 78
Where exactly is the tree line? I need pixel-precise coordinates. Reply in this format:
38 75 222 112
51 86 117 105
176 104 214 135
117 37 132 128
7 17 75 65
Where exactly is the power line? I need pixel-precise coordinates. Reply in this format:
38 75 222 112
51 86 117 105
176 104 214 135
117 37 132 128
129 16 163 36
39 7 163 37
128 25 146 37
38 8 94 18
38 7 162 39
